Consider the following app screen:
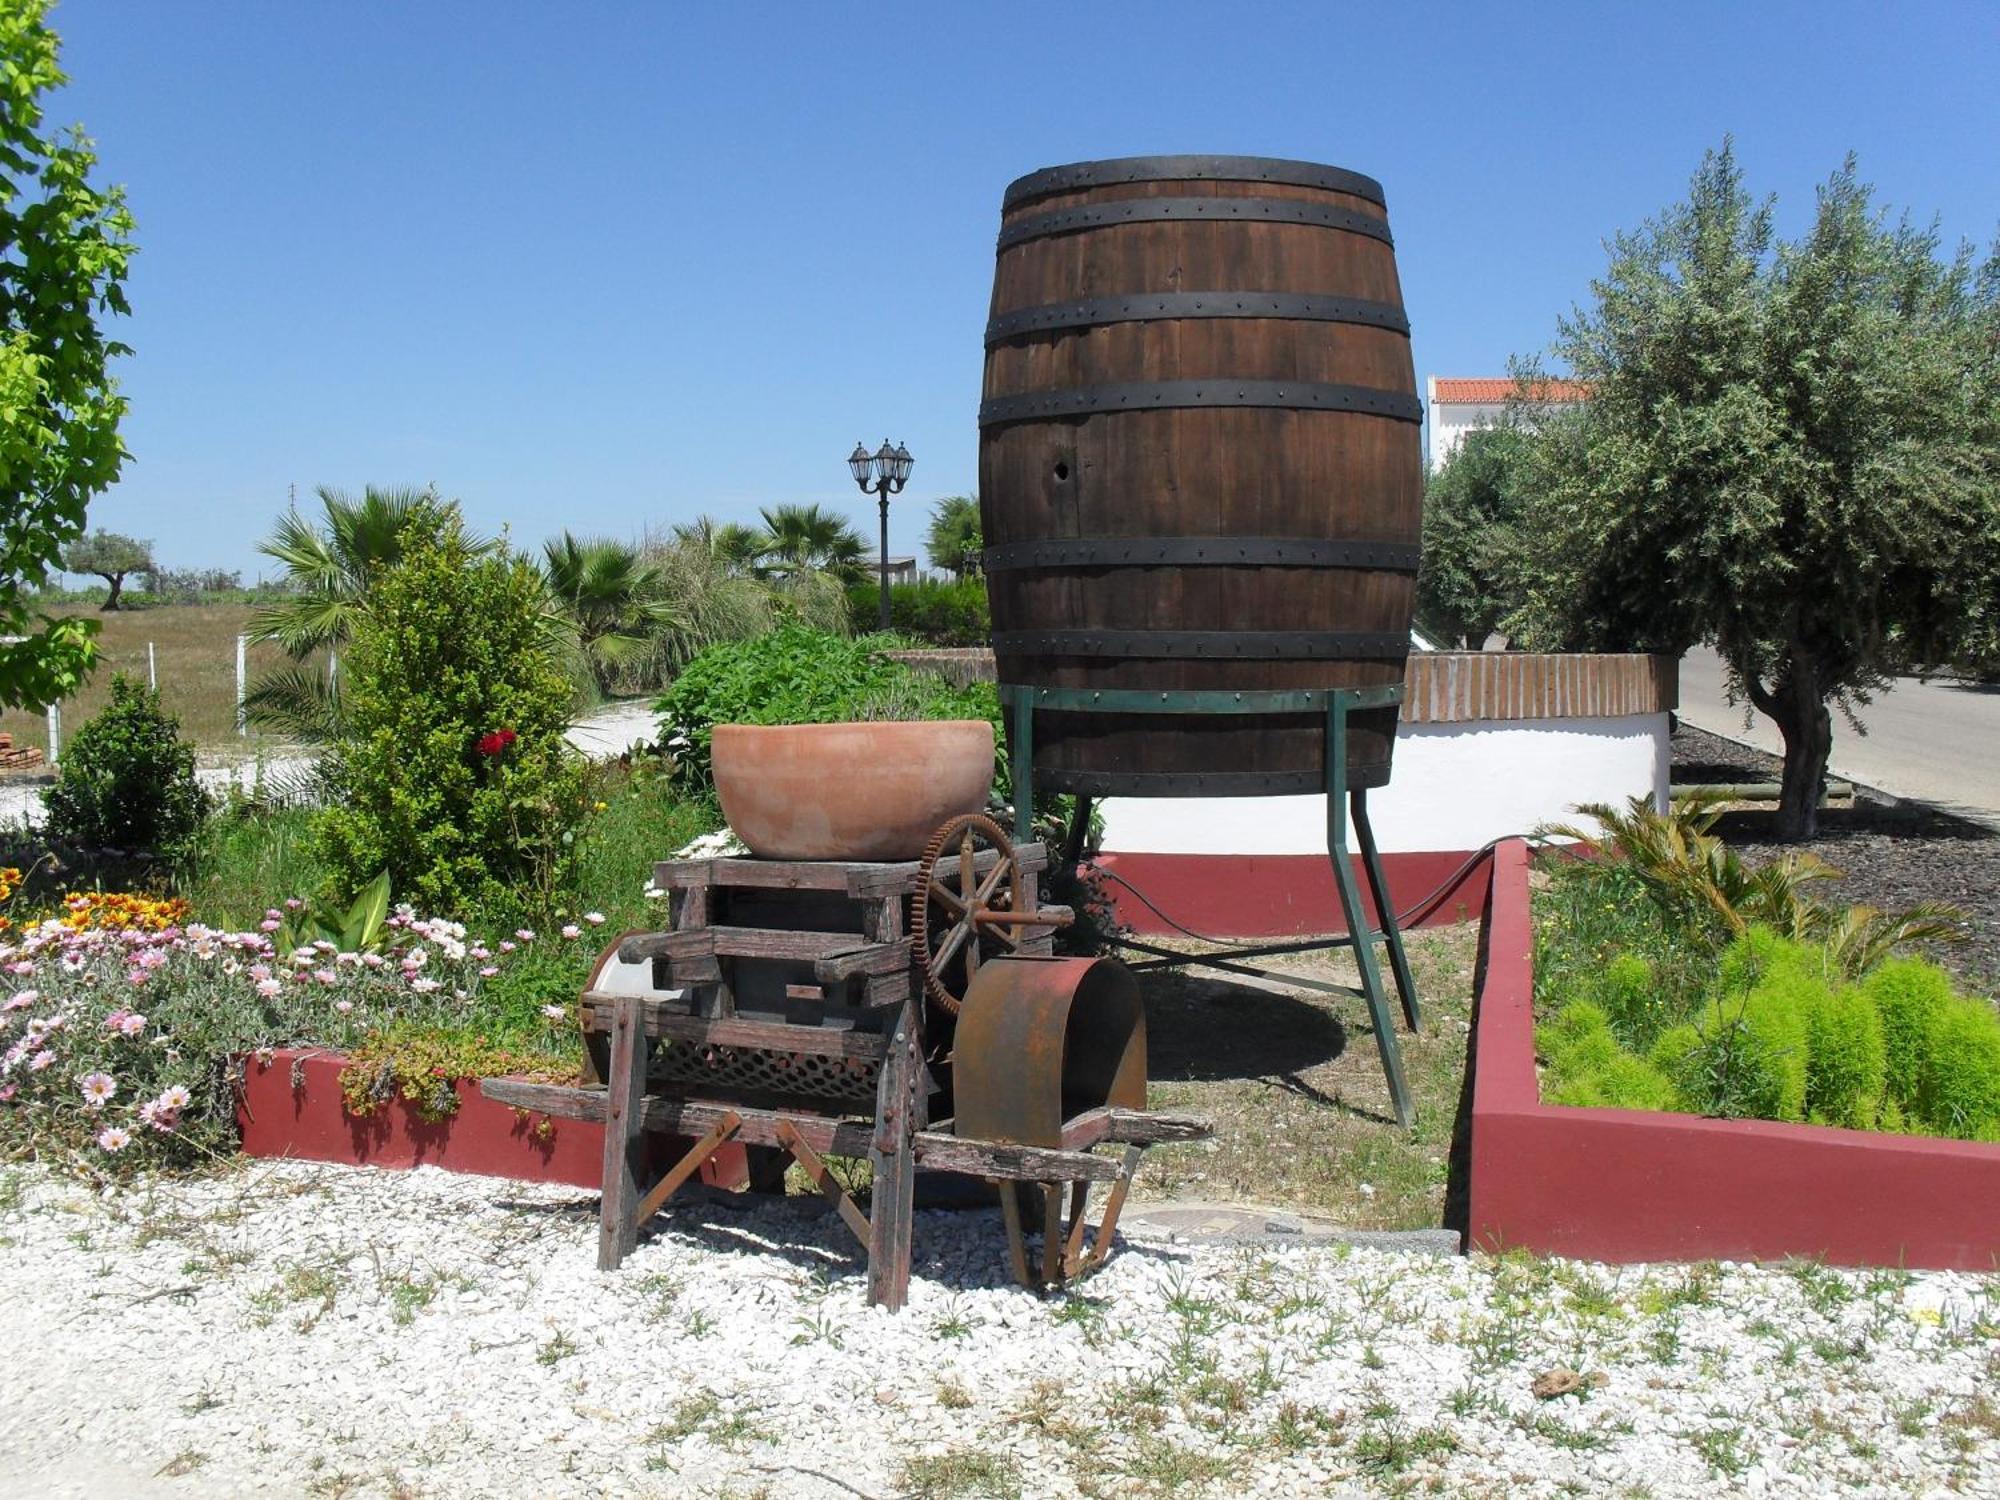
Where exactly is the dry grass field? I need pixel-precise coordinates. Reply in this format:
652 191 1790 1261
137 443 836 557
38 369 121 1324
0 603 326 761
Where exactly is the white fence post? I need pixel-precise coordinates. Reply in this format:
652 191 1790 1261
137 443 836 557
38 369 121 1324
236 633 247 736
46 701 60 766
147 640 157 690
328 647 338 689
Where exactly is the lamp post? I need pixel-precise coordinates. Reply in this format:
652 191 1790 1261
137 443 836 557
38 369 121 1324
849 438 913 631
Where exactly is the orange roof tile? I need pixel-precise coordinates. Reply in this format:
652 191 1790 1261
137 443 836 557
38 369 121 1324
1430 378 1592 405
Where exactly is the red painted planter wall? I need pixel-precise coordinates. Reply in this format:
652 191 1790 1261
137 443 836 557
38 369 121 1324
237 1049 746 1190
1093 849 1492 939
1469 839 2000 1271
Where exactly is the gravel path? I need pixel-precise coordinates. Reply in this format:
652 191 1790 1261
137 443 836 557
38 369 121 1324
3 1160 1995 1498
1673 724 2000 990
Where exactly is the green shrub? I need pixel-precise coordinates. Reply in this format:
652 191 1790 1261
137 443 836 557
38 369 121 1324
1589 953 1659 1045
1802 984 1886 1130
1913 997 2000 1141
1595 1052 1680 1111
1671 972 1812 1124
314 509 587 918
1862 956 1954 1111
1540 996 1683 1111
655 623 996 792
846 577 990 645
1537 999 1620 1089
41 674 210 867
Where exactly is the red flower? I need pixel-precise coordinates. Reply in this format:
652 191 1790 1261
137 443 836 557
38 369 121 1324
477 732 507 757
498 728 518 747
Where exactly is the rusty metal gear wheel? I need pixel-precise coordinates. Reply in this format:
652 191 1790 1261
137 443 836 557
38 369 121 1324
912 812 1021 1015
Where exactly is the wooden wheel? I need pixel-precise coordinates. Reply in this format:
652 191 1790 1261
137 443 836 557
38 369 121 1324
912 812 1022 1015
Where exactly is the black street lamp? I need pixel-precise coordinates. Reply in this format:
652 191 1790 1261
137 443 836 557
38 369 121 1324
849 438 913 630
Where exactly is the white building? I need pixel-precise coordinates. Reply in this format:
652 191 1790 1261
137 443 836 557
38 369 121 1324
1425 376 1590 470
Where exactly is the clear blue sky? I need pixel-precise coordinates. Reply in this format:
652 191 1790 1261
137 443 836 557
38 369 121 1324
49 0 2000 578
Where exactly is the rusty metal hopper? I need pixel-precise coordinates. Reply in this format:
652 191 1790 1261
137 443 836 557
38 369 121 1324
952 955 1146 1149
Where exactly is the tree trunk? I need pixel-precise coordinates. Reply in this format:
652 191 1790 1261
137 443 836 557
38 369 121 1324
100 573 124 610
1742 656 1832 841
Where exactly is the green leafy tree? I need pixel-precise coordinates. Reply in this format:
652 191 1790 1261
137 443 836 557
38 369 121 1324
1513 145 2000 839
41 674 209 864
244 485 491 741
923 494 983 578
62 529 151 610
754 503 866 585
1416 429 1532 648
315 508 586 917
0 2 136 707
671 515 765 576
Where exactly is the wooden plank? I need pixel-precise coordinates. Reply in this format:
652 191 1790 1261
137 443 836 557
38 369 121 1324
631 1112 742 1227
619 926 878 964
812 938 912 982
479 1080 1123 1181
845 841 1050 899
1084 1145 1147 1272
596 995 649 1272
867 991 920 1310
655 856 902 894
775 1119 873 1249
575 1001 890 1060
1061 1107 1214 1150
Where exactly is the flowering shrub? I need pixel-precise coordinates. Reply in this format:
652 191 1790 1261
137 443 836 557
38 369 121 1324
314 508 588 917
0 866 20 934
0 901 581 1169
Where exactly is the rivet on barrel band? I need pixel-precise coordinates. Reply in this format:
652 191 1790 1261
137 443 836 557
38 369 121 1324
978 380 1424 428
983 291 1410 344
991 630 1410 659
995 196 1393 252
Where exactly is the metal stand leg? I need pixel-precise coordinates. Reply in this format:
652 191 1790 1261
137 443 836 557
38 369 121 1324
1352 789 1421 1033
1009 689 1035 845
1328 700 1414 1128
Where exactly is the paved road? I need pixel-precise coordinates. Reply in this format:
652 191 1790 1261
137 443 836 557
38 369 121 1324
1678 647 2000 827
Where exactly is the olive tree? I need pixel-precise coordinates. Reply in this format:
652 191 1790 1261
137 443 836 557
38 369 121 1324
0 1 135 706
1416 427 1533 648
63 529 152 609
1513 145 2000 839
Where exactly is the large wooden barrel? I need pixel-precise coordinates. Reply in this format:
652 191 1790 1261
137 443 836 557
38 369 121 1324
980 154 1422 795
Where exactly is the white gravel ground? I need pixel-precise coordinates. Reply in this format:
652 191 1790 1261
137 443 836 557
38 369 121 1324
2 1161 1995 1499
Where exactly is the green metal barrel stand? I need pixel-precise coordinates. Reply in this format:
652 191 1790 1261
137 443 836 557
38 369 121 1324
1001 684 1424 1127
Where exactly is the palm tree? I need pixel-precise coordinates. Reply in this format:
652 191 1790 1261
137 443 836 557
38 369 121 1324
671 515 766 577
540 533 688 696
244 485 489 740
924 495 983 578
755 503 867 586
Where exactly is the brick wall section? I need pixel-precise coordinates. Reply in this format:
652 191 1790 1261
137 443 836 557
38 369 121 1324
885 650 1678 723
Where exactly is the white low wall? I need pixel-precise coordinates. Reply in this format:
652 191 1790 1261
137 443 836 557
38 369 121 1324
1098 712 1670 856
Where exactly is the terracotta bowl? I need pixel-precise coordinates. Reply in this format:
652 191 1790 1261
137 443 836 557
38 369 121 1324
711 720 996 862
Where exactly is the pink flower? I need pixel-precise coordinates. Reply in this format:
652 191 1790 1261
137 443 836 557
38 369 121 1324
125 970 149 988
335 999 354 1014
583 912 606 927
96 1126 132 1152
515 929 535 942
478 965 499 978
560 925 581 940
104 1010 146 1038
0 1083 15 1102
28 1051 55 1072
259 918 281 933
541 1004 567 1022
7 960 33 976
409 977 441 994
468 945 490 961
248 964 271 982
78 1072 116 1108
3 990 35 1012
256 978 282 999
284 898 304 911
498 941 517 954
158 1084 191 1111
314 970 338 986
362 953 385 969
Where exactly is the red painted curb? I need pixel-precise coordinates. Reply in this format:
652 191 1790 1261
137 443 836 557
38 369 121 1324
236 1049 747 1191
1468 839 2000 1270
1093 849 1492 939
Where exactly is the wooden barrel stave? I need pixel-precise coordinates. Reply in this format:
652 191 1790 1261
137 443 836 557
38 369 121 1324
981 155 1420 797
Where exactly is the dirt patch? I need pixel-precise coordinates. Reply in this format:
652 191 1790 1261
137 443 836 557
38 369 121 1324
1127 921 1479 1231
1672 722 2000 991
